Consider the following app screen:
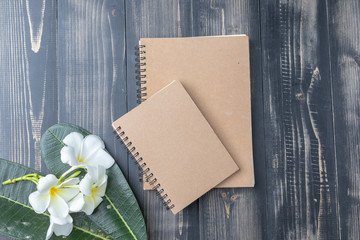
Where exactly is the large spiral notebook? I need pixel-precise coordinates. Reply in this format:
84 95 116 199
136 35 254 188
112 80 239 214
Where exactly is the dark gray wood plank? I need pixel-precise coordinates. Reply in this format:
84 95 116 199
260 0 339 239
0 0 57 172
191 1 266 239
327 1 360 239
0 0 57 239
125 1 200 240
57 0 129 181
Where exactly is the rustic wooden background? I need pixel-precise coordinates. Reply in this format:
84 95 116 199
0 0 358 239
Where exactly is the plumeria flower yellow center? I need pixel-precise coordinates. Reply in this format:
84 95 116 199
91 186 97 197
8 132 114 240
77 156 85 163
29 174 79 219
60 132 115 177
49 186 59 197
69 166 108 215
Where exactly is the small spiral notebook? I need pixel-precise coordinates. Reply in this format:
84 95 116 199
112 80 239 214
136 35 254 188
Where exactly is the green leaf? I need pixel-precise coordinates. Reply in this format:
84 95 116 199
0 159 111 240
40 123 147 240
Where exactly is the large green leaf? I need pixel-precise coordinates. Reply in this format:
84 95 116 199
40 123 147 240
0 159 111 240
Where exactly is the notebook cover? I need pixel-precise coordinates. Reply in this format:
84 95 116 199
112 80 239 214
139 35 254 188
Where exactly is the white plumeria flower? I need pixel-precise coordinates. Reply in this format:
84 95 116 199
46 214 73 240
60 132 115 177
29 174 79 219
69 166 108 215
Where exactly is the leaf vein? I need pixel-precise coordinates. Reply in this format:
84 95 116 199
104 194 138 240
47 129 66 146
0 194 109 239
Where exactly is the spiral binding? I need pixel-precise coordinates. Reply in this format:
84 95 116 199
135 45 147 104
113 126 175 210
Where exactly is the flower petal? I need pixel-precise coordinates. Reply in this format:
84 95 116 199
56 187 79 202
94 196 103 209
80 135 105 161
63 132 84 154
29 191 50 214
95 175 108 197
87 165 105 184
37 174 58 194
50 214 73 225
48 195 69 218
97 170 108 187
79 174 93 197
96 166 106 183
46 214 73 239
82 197 95 215
46 222 54 240
86 148 115 169
59 177 80 188
86 165 98 179
53 222 73 237
68 193 85 213
60 146 80 166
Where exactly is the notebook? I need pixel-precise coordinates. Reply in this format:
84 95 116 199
112 80 239 214
136 35 254 188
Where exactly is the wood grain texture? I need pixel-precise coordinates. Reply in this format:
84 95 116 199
0 1 57 239
260 0 339 239
192 1 266 239
327 1 360 239
0 0 57 172
57 0 129 179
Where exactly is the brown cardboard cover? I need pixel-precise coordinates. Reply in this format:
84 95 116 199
112 80 239 214
140 35 254 188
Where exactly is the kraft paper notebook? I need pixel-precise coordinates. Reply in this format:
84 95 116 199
112 80 239 214
137 35 254 188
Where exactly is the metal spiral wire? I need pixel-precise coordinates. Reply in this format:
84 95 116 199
135 45 147 104
113 126 175 210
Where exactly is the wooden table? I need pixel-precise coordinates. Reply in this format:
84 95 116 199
0 0 358 239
